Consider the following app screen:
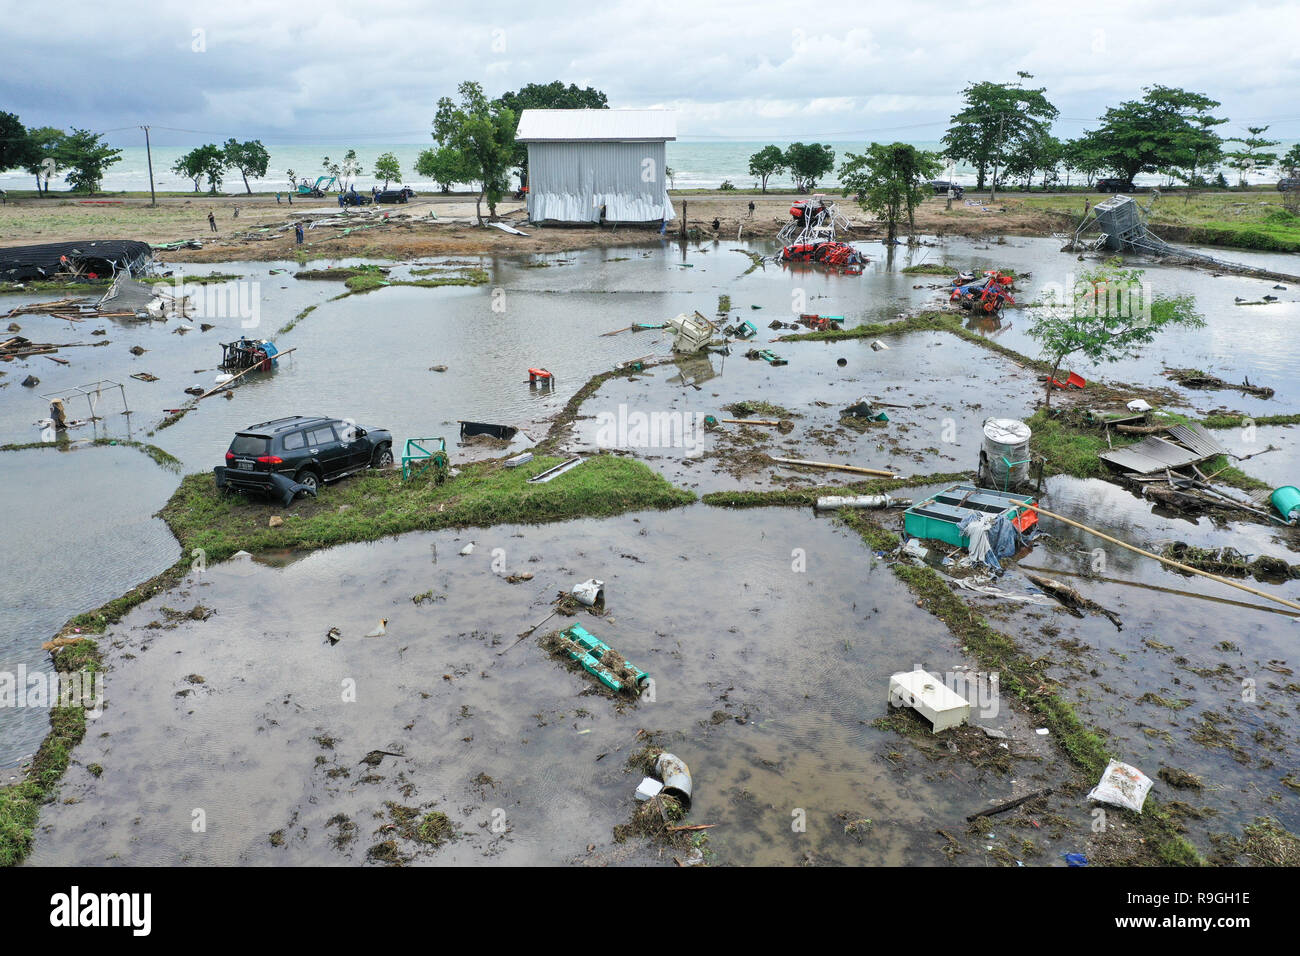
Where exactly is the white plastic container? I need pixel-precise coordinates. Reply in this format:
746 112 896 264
888 669 970 733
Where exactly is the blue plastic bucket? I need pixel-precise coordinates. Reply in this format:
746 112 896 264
1271 486 1300 521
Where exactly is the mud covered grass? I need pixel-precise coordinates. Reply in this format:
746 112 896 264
701 472 967 509
161 453 695 565
341 267 489 295
0 639 101 866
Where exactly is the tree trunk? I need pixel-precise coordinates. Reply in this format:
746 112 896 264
886 218 897 243
1045 357 1062 409
243 171 251 194
475 190 483 225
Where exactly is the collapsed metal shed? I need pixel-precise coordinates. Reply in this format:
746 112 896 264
515 109 676 224
1098 422 1225 475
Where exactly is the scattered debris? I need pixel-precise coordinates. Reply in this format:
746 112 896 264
1166 367 1274 398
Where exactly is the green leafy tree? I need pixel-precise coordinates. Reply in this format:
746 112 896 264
222 139 270 194
784 142 835 193
496 81 608 184
1029 260 1203 409
414 145 474 193
433 81 516 222
1084 86 1225 184
21 126 65 194
1006 130 1062 190
373 151 402 189
1282 144 1300 177
1224 126 1280 187
1062 135 1107 188
55 128 122 194
0 112 29 174
839 142 942 242
942 75 1058 193
748 145 786 193
173 144 226 193
321 155 341 189
339 148 361 191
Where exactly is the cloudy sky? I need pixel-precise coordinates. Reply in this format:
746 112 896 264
3 0 1299 146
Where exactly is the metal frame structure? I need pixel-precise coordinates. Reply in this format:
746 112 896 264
39 380 130 421
776 195 854 245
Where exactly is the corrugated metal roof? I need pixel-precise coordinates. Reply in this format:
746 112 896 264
1165 422 1224 459
516 109 677 143
1098 426 1224 475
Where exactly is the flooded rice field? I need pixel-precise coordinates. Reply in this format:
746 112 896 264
26 507 1060 867
4 232 1298 865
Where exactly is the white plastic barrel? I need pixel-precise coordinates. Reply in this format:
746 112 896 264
983 418 1032 486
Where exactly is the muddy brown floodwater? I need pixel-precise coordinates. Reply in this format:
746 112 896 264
28 505 1070 867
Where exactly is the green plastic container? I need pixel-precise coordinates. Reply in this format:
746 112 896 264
556 624 648 694
1271 486 1300 522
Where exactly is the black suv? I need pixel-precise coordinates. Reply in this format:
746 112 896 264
218 415 394 499
930 180 965 198
1095 177 1136 193
1278 178 1299 192
375 189 410 204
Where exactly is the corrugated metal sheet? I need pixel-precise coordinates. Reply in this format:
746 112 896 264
1165 422 1224 459
516 109 677 143
526 141 674 223
1099 427 1224 475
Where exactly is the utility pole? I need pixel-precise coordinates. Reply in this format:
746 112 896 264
141 125 156 207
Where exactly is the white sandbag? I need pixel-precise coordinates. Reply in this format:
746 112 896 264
1088 759 1153 813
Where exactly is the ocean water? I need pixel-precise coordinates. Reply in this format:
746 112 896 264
2 140 1293 195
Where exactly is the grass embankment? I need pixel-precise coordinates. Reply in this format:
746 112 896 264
782 310 1057 378
163 452 694 563
0 278 110 294
290 264 490 296
1010 191 1300 253
701 473 967 509
900 264 1021 279
0 640 102 867
140 272 245 285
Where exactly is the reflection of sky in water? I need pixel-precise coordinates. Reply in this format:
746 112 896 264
0 447 179 767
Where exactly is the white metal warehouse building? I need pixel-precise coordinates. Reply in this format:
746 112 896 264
515 109 676 224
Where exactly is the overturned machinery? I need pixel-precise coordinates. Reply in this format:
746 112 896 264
775 196 866 273
1059 194 1299 284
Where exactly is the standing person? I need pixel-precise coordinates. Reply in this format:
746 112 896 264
208 210 217 233
275 192 281 205
747 200 755 217
295 222 304 245
233 205 239 219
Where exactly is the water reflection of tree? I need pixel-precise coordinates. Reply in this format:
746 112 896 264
965 313 1007 337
